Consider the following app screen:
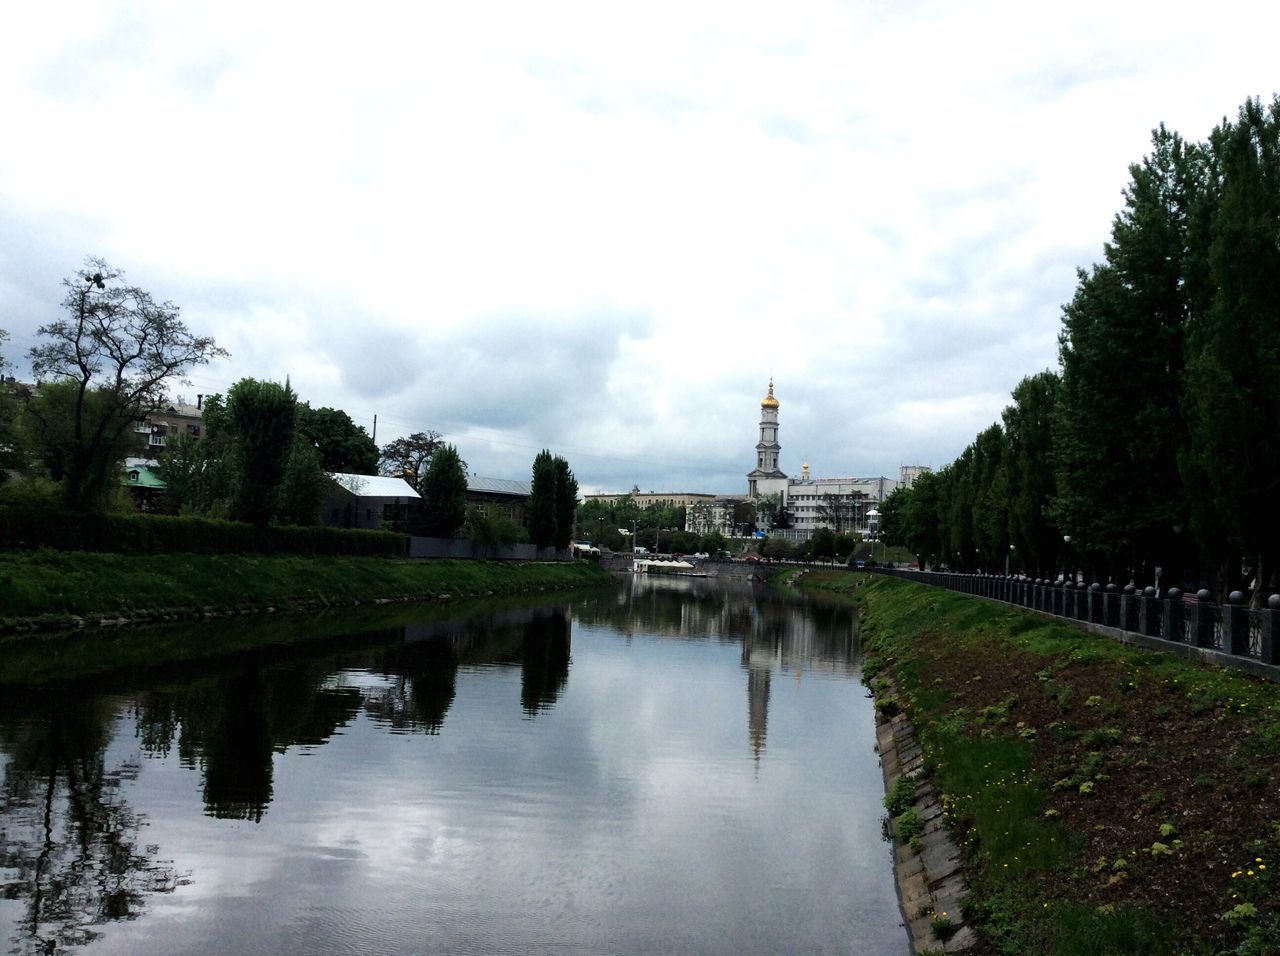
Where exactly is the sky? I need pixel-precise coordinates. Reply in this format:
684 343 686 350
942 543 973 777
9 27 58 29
1 2 1278 496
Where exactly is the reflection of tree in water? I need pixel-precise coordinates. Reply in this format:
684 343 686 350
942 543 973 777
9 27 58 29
132 660 362 822
521 610 571 715
365 638 459 734
0 691 185 955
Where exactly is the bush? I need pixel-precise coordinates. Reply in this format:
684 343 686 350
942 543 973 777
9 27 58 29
0 502 406 557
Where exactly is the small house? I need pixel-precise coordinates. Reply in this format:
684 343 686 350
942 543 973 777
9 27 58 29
324 473 421 530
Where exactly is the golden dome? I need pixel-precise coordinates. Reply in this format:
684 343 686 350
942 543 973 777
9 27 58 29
761 378 779 409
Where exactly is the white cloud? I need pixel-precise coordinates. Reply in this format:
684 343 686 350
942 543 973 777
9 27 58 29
3 0 1279 490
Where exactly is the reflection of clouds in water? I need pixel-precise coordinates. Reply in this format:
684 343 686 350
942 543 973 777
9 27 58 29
3 593 896 955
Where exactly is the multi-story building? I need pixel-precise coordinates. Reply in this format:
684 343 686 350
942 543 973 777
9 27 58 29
742 381 905 540
132 399 205 457
583 490 718 510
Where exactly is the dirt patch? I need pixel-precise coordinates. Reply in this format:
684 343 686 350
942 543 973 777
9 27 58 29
860 583 1280 954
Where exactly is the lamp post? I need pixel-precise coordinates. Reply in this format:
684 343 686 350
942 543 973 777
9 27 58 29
866 508 881 566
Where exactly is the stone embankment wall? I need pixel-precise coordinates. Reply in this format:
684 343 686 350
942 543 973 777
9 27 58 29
876 678 978 955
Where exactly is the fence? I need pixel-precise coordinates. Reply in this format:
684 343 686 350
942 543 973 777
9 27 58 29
408 536 568 561
873 568 1280 678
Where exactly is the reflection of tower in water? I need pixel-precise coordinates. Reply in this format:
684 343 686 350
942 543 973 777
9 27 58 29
747 663 771 767
742 620 782 767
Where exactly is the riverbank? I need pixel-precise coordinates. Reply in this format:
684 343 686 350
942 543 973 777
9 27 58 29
803 571 1280 956
0 551 613 634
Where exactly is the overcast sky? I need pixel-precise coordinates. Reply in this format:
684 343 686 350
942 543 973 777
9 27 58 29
1 2 1277 495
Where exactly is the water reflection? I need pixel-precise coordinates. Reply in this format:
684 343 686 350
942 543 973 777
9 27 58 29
0 588 896 956
0 692 185 954
0 604 572 954
581 575 862 763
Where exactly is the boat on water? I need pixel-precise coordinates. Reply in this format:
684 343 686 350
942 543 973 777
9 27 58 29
633 558 709 577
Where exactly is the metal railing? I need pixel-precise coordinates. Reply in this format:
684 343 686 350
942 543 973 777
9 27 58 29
872 568 1280 673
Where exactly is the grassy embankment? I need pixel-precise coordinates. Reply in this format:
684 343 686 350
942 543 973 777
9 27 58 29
0 550 613 633
803 571 1280 956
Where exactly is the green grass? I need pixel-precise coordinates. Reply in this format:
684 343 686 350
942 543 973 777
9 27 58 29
0 550 614 629
830 572 1280 955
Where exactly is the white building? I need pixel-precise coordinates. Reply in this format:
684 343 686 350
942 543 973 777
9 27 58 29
744 381 903 540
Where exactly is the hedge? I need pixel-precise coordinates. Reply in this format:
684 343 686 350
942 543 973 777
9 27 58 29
0 505 407 557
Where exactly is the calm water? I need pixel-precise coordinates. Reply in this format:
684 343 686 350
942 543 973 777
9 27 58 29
0 577 904 955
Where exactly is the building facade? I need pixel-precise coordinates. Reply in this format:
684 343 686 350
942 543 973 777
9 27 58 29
743 381 904 540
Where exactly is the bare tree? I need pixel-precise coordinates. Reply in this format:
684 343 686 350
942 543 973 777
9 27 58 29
378 430 445 491
27 258 227 514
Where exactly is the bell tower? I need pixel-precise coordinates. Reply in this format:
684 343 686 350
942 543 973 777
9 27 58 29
747 379 788 498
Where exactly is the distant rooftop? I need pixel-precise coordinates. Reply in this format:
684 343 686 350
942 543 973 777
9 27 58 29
330 473 420 499
468 476 531 497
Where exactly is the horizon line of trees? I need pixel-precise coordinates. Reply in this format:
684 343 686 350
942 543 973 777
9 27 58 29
880 95 1280 604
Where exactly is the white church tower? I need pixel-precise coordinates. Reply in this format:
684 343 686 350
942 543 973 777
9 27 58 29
747 379 788 499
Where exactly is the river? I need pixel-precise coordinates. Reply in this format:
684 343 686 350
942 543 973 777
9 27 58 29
0 575 905 955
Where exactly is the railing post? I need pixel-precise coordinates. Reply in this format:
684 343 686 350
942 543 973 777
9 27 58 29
1223 591 1250 656
1063 580 1076 618
1088 583 1103 623
1191 589 1214 648
1140 586 1162 637
1104 583 1119 627
1162 588 1184 643
1121 584 1139 633
1263 595 1280 665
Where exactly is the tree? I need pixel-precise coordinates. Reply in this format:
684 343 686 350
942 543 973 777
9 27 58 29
815 493 856 534
27 258 227 515
419 444 468 538
226 378 298 529
379 431 444 491
811 527 836 561
296 405 378 475
1181 97 1280 601
1002 371 1062 576
276 435 328 526
552 456 579 550
19 380 137 505
527 450 558 548
1053 125 1194 583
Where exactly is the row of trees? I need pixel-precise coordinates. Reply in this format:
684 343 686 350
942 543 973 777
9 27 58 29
880 96 1280 601
0 259 558 545
575 493 735 555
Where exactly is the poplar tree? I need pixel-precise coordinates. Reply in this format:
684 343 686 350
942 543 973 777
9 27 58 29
552 455 579 550
1053 126 1194 581
227 378 298 529
1181 97 1280 599
419 444 468 538
527 449 558 548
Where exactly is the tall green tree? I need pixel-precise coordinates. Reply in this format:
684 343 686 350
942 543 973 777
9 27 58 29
276 435 329 526
26 259 226 515
527 450 558 548
1054 126 1194 582
226 378 298 529
552 456 579 550
1002 371 1062 576
1181 97 1280 600
419 444 468 538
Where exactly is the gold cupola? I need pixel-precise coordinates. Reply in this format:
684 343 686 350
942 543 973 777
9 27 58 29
761 378 779 409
